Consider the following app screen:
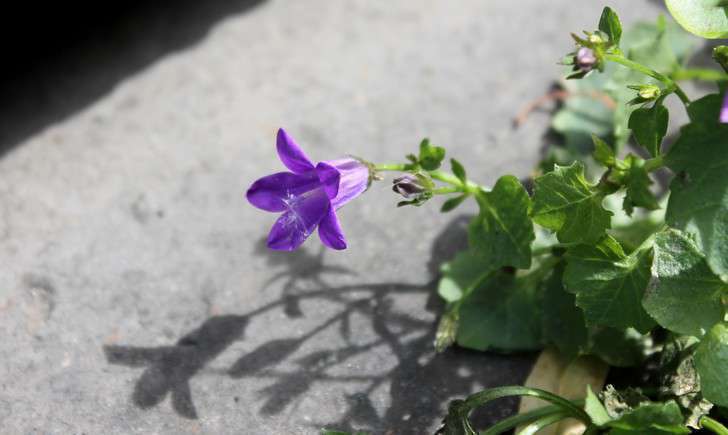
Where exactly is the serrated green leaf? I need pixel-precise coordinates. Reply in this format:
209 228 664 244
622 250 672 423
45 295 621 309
628 104 668 157
599 7 623 45
531 162 613 245
563 235 655 333
586 386 612 426
607 400 689 434
542 262 588 358
643 229 726 336
456 268 545 351
469 176 534 269
665 122 728 279
694 322 728 407
441 194 468 213
451 158 466 183
438 250 491 303
621 155 659 217
666 0 728 39
593 134 616 168
419 138 446 170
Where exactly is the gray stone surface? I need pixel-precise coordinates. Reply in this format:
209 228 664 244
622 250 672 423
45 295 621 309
0 1 664 433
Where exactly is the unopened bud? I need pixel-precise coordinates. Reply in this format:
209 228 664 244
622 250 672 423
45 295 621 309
392 174 428 199
714 46 728 73
638 85 661 100
627 84 662 105
588 34 605 44
575 47 598 72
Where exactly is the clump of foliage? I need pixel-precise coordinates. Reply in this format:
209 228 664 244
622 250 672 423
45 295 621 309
249 3 728 434
425 6 728 434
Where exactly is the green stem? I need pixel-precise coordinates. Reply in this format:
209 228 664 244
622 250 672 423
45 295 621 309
604 54 690 106
672 68 728 82
516 412 569 435
463 386 591 424
433 186 461 195
374 164 484 192
480 401 585 435
643 155 665 173
374 163 408 172
700 416 728 435
430 170 483 193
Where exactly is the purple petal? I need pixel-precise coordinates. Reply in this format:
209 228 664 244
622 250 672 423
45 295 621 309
277 128 315 174
315 162 340 199
247 171 321 212
323 158 370 209
721 92 728 124
318 208 347 250
267 187 330 251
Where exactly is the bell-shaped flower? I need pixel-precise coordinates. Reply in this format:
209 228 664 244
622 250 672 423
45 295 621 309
247 128 370 251
721 91 728 124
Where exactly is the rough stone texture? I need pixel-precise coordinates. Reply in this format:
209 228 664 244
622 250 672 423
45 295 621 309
0 1 664 434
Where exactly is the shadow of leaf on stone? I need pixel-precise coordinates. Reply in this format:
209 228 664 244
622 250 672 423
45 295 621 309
104 217 535 432
104 315 248 419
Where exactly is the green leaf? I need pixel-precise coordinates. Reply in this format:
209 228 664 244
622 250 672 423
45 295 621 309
621 155 659 216
628 104 668 157
419 138 446 170
588 327 648 368
687 93 725 125
451 158 466 183
643 229 726 336
585 386 612 426
694 322 728 407
563 235 655 333
666 0 728 39
599 7 623 45
456 268 545 351
665 122 728 279
531 162 613 245
593 134 616 168
438 250 491 303
542 262 588 358
469 176 534 270
441 194 468 213
607 400 689 434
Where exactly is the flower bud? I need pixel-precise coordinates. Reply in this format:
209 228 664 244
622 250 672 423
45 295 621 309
714 45 728 73
626 84 662 106
638 85 661 100
392 174 428 199
588 34 605 45
575 47 598 73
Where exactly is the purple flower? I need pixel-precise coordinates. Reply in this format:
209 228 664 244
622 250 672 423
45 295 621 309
721 91 728 124
575 47 598 72
247 128 370 251
392 175 428 199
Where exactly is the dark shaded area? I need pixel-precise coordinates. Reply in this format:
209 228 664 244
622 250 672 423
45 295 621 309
0 0 267 157
105 315 248 418
105 216 535 432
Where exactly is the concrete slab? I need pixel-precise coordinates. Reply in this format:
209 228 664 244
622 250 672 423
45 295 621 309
0 1 663 433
